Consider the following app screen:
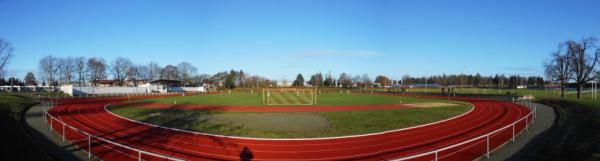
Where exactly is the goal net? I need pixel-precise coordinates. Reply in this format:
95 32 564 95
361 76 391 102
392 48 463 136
262 88 316 105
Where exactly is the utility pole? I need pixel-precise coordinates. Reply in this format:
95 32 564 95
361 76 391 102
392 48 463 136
425 70 429 93
499 77 503 94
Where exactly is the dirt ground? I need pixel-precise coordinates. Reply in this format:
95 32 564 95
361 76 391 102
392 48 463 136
407 102 461 108
208 113 330 131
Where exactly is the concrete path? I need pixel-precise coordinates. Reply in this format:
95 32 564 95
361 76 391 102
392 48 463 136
23 103 89 161
485 102 556 161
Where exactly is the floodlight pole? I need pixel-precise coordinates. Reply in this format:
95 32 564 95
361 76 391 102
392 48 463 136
425 77 428 93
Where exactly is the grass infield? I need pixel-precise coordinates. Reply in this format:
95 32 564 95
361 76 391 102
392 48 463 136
110 93 472 138
132 92 463 106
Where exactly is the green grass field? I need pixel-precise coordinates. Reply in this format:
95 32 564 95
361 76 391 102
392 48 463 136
264 90 314 105
111 92 471 138
109 104 471 138
134 92 463 106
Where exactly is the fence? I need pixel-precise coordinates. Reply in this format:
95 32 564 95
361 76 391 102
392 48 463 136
43 102 185 161
391 99 536 161
42 92 536 161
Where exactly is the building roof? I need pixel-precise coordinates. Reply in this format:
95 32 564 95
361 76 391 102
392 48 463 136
149 79 181 83
92 80 118 84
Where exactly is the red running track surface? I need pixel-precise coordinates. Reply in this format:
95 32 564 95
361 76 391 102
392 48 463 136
46 95 532 161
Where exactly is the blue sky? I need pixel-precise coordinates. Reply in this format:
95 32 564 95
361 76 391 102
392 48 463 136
1 0 599 80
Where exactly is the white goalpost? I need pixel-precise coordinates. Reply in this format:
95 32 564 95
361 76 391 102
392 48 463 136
262 88 317 105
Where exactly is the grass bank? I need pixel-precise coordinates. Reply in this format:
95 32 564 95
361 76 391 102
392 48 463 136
0 94 50 160
524 98 600 161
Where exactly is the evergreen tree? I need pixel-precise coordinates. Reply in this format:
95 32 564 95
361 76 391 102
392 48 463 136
324 72 334 87
224 70 237 89
292 74 305 87
308 72 323 87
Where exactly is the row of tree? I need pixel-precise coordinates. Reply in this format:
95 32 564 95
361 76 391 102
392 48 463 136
35 55 278 89
37 56 199 87
291 72 546 89
302 72 373 88
399 74 546 88
545 36 600 99
32 55 555 93
208 70 276 89
0 77 27 86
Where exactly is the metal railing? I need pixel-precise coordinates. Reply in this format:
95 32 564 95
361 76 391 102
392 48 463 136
43 102 185 161
391 99 536 161
42 92 536 161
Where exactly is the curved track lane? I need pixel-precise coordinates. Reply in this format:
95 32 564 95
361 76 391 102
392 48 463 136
46 95 532 161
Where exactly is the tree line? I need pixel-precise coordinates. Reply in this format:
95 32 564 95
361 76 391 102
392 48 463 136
27 54 551 92
37 56 200 87
34 55 280 89
545 36 600 99
289 72 546 89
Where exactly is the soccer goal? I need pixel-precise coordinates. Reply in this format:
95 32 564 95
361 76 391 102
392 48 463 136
262 88 317 105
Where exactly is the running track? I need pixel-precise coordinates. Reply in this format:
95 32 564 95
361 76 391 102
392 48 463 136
45 95 533 161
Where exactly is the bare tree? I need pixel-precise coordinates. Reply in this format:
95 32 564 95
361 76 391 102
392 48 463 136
375 75 391 87
111 57 132 86
56 58 65 84
176 62 197 86
212 71 228 88
566 37 600 99
192 74 211 86
160 65 179 80
0 39 14 77
245 75 273 88
58 57 76 85
351 75 361 86
126 65 142 86
38 55 57 86
545 44 572 98
338 73 352 88
137 65 150 80
361 74 372 87
87 57 107 86
147 62 161 80
75 57 86 86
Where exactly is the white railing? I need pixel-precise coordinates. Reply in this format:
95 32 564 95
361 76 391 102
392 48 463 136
43 102 185 161
392 100 536 161
42 96 536 161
